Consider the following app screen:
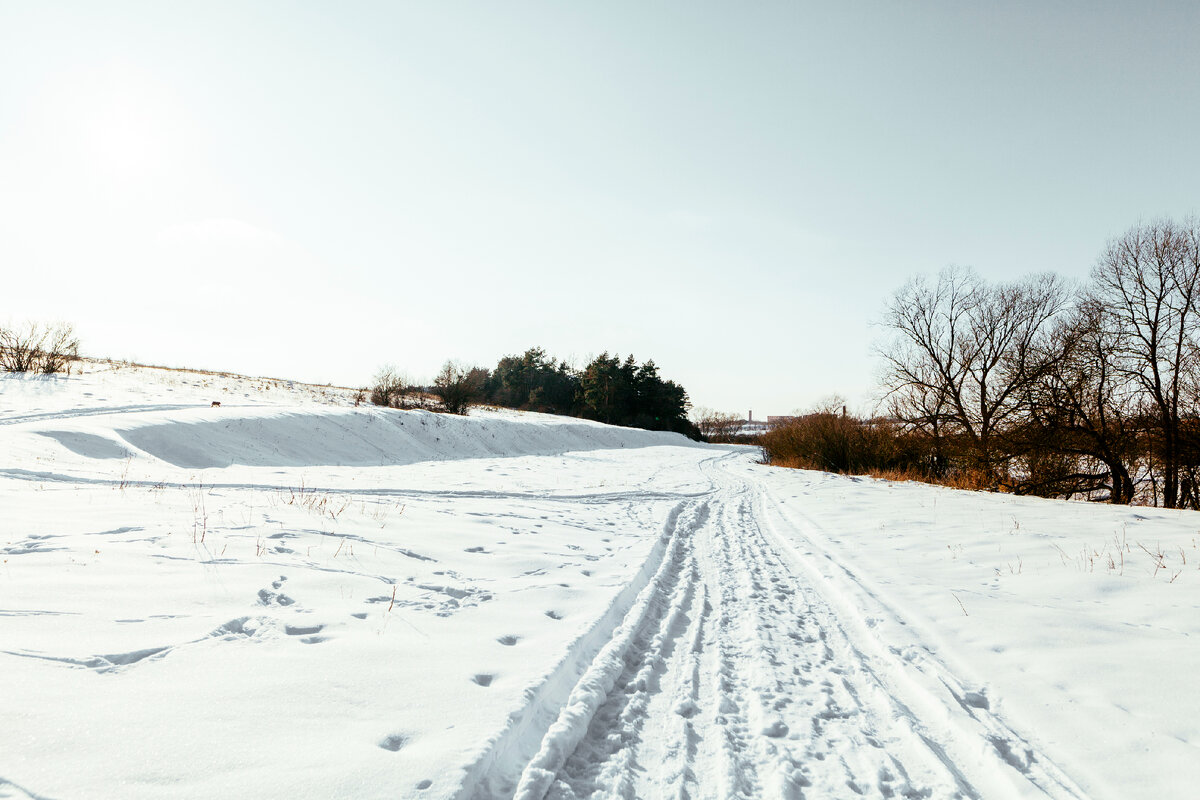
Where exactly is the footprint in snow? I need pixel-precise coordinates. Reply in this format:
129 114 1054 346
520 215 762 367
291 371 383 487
544 610 563 620
496 635 519 646
285 623 323 637
212 617 260 638
963 690 990 710
378 734 407 752
257 588 295 606
472 673 494 687
762 720 789 738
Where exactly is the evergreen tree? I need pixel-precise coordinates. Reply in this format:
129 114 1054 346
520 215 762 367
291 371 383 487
484 347 698 438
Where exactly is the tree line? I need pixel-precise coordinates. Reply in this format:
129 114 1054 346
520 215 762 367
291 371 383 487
793 216 1200 508
370 347 698 437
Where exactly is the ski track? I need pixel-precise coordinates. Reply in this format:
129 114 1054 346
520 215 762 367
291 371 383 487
501 452 1085 800
0 467 704 506
757 484 1091 800
0 403 201 426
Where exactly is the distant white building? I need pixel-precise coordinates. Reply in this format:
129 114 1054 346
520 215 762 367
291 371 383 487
734 410 770 436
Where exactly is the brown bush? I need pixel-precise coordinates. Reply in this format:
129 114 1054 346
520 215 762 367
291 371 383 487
864 465 994 492
0 321 80 374
760 412 926 475
369 365 409 408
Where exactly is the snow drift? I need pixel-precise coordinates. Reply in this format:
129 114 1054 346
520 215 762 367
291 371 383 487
114 407 696 469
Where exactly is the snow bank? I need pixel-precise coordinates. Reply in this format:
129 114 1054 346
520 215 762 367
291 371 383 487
2 363 697 472
115 407 694 469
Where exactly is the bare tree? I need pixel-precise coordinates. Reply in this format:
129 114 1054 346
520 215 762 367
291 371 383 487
691 408 744 442
1016 298 1140 502
879 267 1068 483
879 267 978 469
1091 218 1200 508
884 374 952 475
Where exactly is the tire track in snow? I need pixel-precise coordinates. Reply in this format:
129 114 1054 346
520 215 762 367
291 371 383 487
755 474 1092 800
701 497 768 800
704 483 963 799
0 403 199 426
0 467 706 507
509 501 710 800
544 541 704 799
473 450 1089 800
521 455 973 800
454 498 712 800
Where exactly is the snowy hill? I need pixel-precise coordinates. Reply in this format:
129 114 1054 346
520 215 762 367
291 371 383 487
2 362 1197 799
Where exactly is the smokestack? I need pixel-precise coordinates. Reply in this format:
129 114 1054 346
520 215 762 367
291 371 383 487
748 410 753 423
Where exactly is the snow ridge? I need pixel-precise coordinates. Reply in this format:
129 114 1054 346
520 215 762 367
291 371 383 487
114 407 695 469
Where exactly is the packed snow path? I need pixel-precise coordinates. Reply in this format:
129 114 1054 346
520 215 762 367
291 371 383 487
467 455 1087 800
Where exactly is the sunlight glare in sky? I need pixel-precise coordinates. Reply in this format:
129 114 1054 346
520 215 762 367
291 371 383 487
2 2 1198 415
87 97 163 176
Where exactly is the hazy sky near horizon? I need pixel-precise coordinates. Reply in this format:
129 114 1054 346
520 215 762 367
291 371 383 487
2 2 1198 416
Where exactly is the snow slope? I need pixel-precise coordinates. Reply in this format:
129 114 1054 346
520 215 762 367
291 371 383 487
2 363 1197 799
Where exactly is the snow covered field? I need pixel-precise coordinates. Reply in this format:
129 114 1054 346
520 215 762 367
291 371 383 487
2 363 1197 799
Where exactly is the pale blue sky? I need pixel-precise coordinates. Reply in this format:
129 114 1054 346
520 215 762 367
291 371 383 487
2 2 1197 415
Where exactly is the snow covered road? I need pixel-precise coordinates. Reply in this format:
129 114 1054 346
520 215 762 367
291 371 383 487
497 455 1088 800
4 365 1197 799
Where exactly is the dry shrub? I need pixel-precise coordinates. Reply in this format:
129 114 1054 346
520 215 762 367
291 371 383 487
760 412 923 474
0 321 80 373
762 411 1004 493
370 365 408 408
863 466 993 492
692 408 745 442
940 469 996 491
863 466 930 483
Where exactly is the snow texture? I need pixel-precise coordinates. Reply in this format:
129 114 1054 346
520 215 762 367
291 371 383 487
1 363 1197 799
